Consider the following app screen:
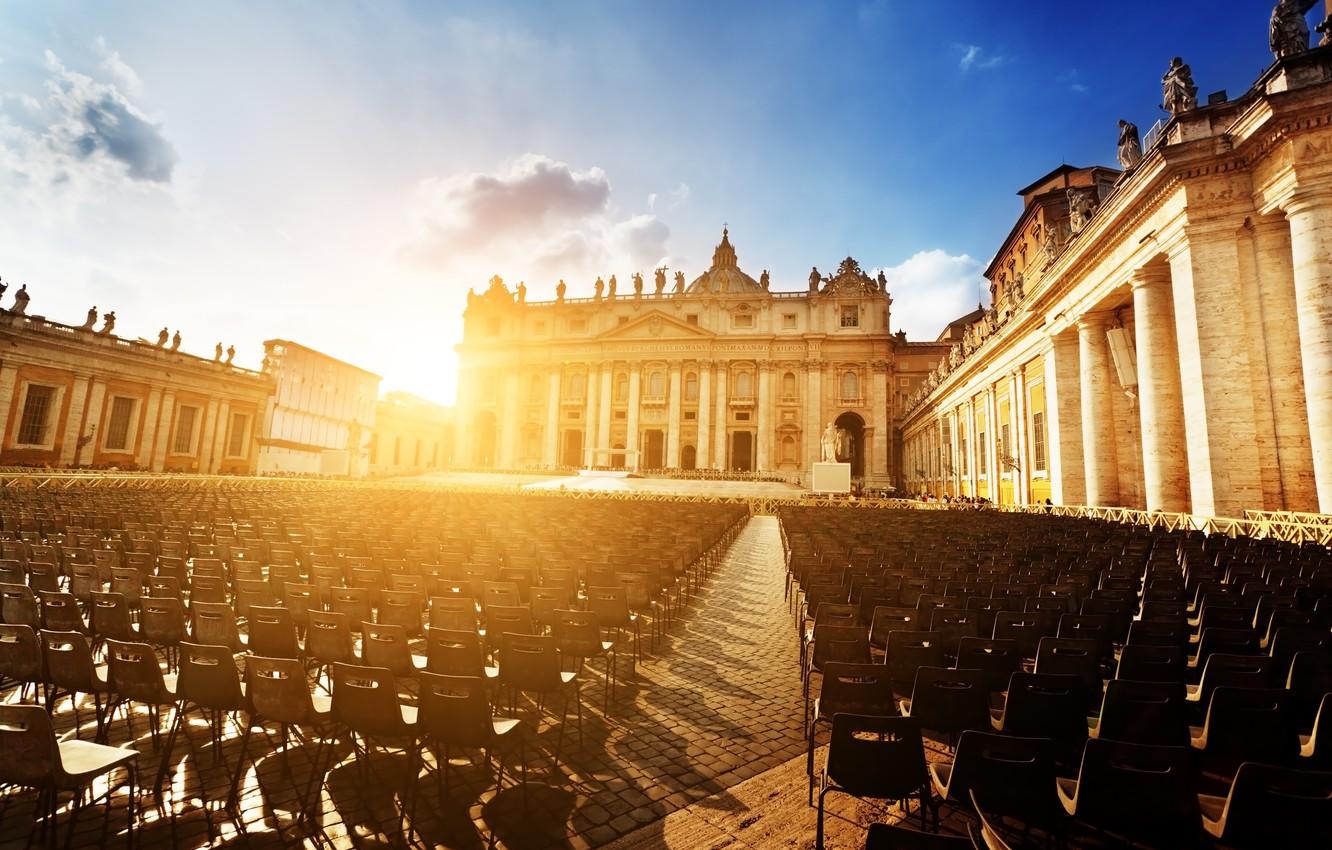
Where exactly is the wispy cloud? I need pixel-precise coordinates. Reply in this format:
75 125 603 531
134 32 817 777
877 249 989 338
1057 68 1089 94
957 43 1006 72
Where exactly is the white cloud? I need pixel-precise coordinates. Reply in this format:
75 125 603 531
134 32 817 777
878 249 989 340
1057 69 1089 94
94 36 144 97
958 44 1006 72
648 181 690 212
401 153 674 293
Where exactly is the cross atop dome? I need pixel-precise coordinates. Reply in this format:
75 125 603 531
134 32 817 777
711 226 738 269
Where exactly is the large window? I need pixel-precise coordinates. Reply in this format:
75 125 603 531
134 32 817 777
226 412 250 458
781 435 796 463
781 372 797 400
977 430 988 474
16 385 57 447
614 373 628 402
171 405 199 454
1032 411 1047 471
840 305 859 328
841 371 860 402
1000 424 1011 465
566 373 585 401
734 372 753 399
959 434 969 476
103 396 136 451
685 372 698 401
648 371 665 397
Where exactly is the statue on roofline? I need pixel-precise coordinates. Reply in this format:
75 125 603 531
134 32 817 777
760 269 770 290
632 272 643 296
214 342 223 362
808 267 821 292
12 284 29 315
171 330 181 351
673 270 685 294
607 275 617 299
516 281 526 303
594 277 605 299
156 327 169 347
1271 1 1316 60
1117 119 1143 170
654 267 666 295
1161 57 1198 115
876 270 888 291
225 345 235 365
98 311 116 335
556 279 567 302
81 307 98 330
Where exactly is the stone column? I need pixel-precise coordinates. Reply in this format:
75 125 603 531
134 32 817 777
543 369 561 467
1078 313 1120 506
210 401 231 472
666 362 682 467
454 368 473 468
597 363 613 464
1281 187 1332 512
78 380 107 467
871 364 889 482
1045 332 1084 504
756 362 773 472
1168 227 1265 517
696 361 712 468
1009 370 1028 504
499 370 521 468
150 391 175 470
1131 266 1190 512
626 366 641 470
58 375 90 467
713 365 728 469
197 398 220 473
583 364 599 464
0 364 17 446
805 362 822 469
1249 216 1316 510
985 385 1000 496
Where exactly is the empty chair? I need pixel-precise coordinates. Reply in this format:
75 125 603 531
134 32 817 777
1287 650 1332 732
89 591 137 645
954 637 1021 693
157 641 248 804
1056 614 1112 661
103 637 178 750
1198 762 1332 847
68 564 103 605
360 622 426 682
899 666 990 746
929 731 1060 831
497 633 582 759
1056 739 1200 846
992 672 1089 756
109 567 144 610
0 623 44 702
869 606 922 650
815 714 933 849
282 582 320 632
139 596 187 672
39 591 87 635
0 703 138 846
376 589 424 636
1033 637 1101 703
991 611 1055 659
426 627 495 679
329 662 418 831
585 586 642 666
1301 693 1332 767
1115 643 1185 683
428 596 479 633
328 587 372 634
247 605 302 660
1187 653 1275 720
1090 679 1190 746
190 601 245 653
305 610 357 689
0 582 40 628
551 609 617 713
412 672 525 808
40 629 112 740
1190 627 1260 675
26 562 60 594
529 586 570 634
886 629 947 692
188 574 228 605
806 661 898 803
1192 686 1300 774
1125 618 1188 648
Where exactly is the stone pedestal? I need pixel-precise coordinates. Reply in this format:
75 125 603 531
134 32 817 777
812 462 851 494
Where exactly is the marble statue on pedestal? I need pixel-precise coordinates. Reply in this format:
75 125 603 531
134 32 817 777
12 284 29 315
594 277 604 299
225 345 235 365
760 269 770 290
156 327 169 347
632 272 643 296
820 422 840 463
516 281 526 303
607 275 617 299
214 343 223 362
1161 57 1198 115
1271 1 1316 59
808 267 821 292
1117 120 1143 169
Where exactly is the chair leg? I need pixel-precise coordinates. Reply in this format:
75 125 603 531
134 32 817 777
816 786 829 850
153 705 184 795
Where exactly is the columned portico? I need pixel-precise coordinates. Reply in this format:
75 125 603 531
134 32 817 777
696 362 712 468
626 368 641 470
712 366 728 469
666 362 682 467
543 369 561 466
597 363 613 456
1131 266 1190 512
1282 187 1332 512
1078 312 1120 507
756 363 772 471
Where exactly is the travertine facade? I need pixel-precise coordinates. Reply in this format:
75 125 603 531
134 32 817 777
0 310 272 473
903 46 1332 518
453 230 949 488
368 391 455 478
258 339 380 477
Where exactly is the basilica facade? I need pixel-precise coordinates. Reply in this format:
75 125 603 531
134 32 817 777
452 229 950 489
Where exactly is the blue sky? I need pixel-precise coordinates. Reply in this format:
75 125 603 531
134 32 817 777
0 1 1302 402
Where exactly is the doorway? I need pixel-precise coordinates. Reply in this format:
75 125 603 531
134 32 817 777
834 411 865 478
643 430 664 469
473 412 497 468
730 431 754 472
561 429 583 467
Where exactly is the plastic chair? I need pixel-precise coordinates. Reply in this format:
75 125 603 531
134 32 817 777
1191 686 1299 775
156 641 247 803
39 629 112 741
247 605 302 660
816 713 933 849
1056 739 1200 846
377 589 424 636
886 629 947 692
954 637 1021 693
1197 762 1332 847
530 586 571 634
428 596 479 633
497 633 582 760
329 662 418 834
68 564 103 605
104 637 179 754
1033 637 1102 703
1186 653 1274 720
190 601 246 653
413 672 525 808
899 667 990 747
39 591 87 635
991 672 1089 757
426 627 496 679
238 655 337 828
1300 692 1332 767
139 596 187 672
1089 679 1190 746
869 606 922 650
90 591 137 646
929 731 1059 830
1 582 40 628
1286 650 1332 732
360 622 426 683
329 587 372 635
586 585 642 666
0 703 138 848
0 623 43 703
305 610 358 692
806 661 897 803
551 609 617 714
1114 643 1185 683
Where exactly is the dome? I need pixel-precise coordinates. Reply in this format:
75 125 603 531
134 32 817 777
686 228 765 294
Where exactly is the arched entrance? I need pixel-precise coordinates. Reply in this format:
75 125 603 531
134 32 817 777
643 430 664 469
681 445 696 470
834 411 865 479
473 411 497 468
731 431 754 472
561 429 583 467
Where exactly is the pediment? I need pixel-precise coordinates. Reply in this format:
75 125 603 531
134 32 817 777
595 310 716 340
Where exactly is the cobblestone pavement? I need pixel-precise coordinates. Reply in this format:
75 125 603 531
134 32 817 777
0 515 806 850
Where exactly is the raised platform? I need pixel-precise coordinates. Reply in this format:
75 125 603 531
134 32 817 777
577 468 632 479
